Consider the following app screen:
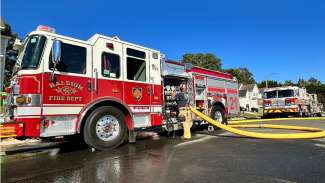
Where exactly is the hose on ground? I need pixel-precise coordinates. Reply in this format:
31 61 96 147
190 107 325 139
229 117 325 125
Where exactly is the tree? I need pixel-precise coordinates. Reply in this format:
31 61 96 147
182 53 222 71
258 80 282 88
1 17 18 91
4 38 19 88
307 77 321 86
224 68 255 84
297 78 306 87
283 80 295 86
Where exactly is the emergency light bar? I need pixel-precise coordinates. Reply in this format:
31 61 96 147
36 25 56 33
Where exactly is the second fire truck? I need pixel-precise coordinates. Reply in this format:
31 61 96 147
1 26 239 149
263 86 322 118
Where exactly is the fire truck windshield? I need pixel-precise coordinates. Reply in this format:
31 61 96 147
264 91 277 99
20 35 47 69
278 89 294 98
264 89 294 99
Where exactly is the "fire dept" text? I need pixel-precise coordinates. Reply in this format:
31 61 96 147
48 96 83 102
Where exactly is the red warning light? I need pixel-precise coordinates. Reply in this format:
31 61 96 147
106 43 114 50
36 25 56 33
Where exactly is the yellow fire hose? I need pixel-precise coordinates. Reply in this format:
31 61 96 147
229 117 325 125
190 107 325 139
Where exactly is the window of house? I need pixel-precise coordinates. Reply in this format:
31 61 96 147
49 42 86 74
102 52 120 78
127 57 146 82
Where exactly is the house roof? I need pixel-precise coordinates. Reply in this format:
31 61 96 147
239 84 256 92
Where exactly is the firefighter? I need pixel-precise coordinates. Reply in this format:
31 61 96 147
175 82 192 139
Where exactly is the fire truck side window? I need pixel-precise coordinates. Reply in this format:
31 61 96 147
127 57 146 82
49 43 86 74
127 48 146 59
101 52 120 78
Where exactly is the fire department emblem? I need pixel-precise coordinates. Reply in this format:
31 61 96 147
132 87 143 101
55 86 78 96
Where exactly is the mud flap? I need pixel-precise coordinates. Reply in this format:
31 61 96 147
128 130 136 143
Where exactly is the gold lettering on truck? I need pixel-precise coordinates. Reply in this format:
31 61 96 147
48 81 84 101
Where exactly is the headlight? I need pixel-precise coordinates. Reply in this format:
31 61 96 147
14 94 40 106
15 96 32 104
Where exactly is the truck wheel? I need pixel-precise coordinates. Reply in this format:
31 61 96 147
83 106 127 150
297 107 303 117
211 105 227 126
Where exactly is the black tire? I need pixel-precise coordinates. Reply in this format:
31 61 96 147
262 111 270 118
210 105 228 126
298 106 303 117
262 115 268 119
83 106 127 150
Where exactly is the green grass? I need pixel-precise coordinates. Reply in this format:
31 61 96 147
240 112 263 119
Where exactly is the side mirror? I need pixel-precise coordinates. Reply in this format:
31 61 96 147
50 40 61 83
51 39 61 65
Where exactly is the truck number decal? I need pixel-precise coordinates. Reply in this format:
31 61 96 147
229 97 238 111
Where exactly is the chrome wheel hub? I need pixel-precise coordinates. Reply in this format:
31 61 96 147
214 111 223 123
96 115 120 141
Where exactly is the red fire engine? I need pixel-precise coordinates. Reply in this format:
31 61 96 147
1 26 239 149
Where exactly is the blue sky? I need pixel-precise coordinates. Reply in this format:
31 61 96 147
3 0 325 83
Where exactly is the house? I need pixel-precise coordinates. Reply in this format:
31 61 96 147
238 84 262 112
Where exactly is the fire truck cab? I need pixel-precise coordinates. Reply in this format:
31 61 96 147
263 86 314 117
2 26 239 149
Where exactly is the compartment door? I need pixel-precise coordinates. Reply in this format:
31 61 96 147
149 52 163 126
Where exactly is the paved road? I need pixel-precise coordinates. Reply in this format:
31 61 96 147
1 119 325 183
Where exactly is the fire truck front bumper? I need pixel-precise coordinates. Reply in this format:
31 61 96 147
0 121 24 138
264 107 298 114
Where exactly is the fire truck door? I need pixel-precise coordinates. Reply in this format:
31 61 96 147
41 38 93 137
123 46 152 128
44 38 93 115
91 40 124 102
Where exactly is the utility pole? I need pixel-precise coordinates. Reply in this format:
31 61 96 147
264 73 277 89
266 80 268 89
